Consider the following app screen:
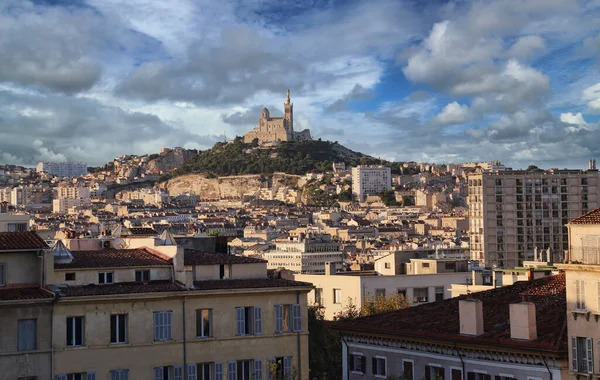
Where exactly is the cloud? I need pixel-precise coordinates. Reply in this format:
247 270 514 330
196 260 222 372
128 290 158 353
560 112 589 132
435 102 471 125
325 84 373 113
507 35 546 59
583 83 600 112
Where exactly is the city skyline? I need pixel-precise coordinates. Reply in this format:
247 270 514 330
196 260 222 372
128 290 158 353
1 0 600 168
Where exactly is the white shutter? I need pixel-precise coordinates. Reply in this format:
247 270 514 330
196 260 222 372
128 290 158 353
588 337 594 374
228 361 237 380
174 365 183 380
284 357 292 379
56 375 67 380
236 307 245 335
573 336 578 371
275 305 283 333
188 364 197 380
166 311 173 340
154 367 164 380
254 306 262 335
254 359 263 380
87 372 96 380
583 281 588 310
292 304 301 332
215 362 223 380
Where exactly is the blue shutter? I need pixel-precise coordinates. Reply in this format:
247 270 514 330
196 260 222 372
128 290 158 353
154 313 160 341
174 365 183 380
56 375 67 380
228 361 237 380
154 367 164 380
86 372 96 380
215 362 223 380
284 357 292 379
188 364 197 380
254 306 262 335
254 359 263 380
274 305 283 333
166 311 173 340
292 304 301 332
235 307 244 336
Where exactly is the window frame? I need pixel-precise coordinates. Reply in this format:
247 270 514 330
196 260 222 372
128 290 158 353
349 352 366 375
153 311 173 341
18 318 37 351
65 272 76 282
66 316 84 347
135 269 150 283
333 288 342 304
98 271 114 285
110 314 127 344
372 356 387 378
196 309 212 338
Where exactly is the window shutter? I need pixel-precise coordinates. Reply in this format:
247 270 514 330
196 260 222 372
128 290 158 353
588 337 594 374
284 356 292 379
349 354 355 371
266 358 275 380
425 366 431 380
467 374 476 380
361 356 366 373
573 336 578 371
154 313 160 341
174 365 183 380
188 364 197 380
228 361 237 380
583 281 588 310
292 304 301 332
87 372 96 380
154 367 164 380
215 362 223 380
236 307 244 336
56 375 67 380
372 358 377 375
254 306 262 335
166 311 173 340
275 305 283 333
254 359 263 380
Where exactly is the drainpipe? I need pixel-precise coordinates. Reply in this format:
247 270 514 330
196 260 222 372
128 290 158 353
183 296 188 380
296 291 302 380
452 342 465 380
539 353 553 380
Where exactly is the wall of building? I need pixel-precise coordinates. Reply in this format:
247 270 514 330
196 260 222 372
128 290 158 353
50 266 173 285
0 251 42 286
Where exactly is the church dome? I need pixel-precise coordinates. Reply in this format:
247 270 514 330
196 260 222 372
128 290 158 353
261 107 270 119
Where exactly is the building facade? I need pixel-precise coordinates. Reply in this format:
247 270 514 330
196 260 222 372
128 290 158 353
263 234 343 274
468 169 600 268
36 161 88 177
351 166 392 203
243 90 312 145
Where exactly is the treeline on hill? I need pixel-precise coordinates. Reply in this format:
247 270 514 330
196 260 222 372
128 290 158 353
165 137 420 179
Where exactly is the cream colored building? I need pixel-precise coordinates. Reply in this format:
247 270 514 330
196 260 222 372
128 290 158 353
1 231 312 380
0 202 31 232
56 186 91 200
351 165 392 202
243 90 311 145
53 198 91 214
262 234 343 274
468 169 600 268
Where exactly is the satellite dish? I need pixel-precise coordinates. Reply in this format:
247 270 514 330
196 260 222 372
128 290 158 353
113 237 127 250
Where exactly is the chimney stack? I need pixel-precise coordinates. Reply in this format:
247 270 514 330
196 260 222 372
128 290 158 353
459 299 484 336
510 302 537 340
324 262 336 276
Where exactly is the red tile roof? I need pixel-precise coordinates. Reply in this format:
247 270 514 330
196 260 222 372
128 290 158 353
184 250 266 265
127 227 158 236
0 231 48 251
54 248 172 269
334 274 567 352
570 208 600 225
55 280 182 297
0 287 53 301
192 278 314 291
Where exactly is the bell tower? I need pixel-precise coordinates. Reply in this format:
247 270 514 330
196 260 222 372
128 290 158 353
284 89 293 134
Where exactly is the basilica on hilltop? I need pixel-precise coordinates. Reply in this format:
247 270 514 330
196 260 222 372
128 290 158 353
243 89 312 145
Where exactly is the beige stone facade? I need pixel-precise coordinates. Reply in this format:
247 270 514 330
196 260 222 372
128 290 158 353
243 90 312 145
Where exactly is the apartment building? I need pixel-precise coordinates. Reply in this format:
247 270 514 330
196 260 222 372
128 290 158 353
53 198 92 214
351 166 392 203
334 274 568 380
263 233 343 274
56 186 91 200
0 231 312 380
557 208 600 377
36 161 88 177
0 202 31 232
468 169 600 268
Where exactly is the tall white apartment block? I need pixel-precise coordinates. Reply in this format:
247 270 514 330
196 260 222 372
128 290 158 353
36 161 87 177
351 165 392 202
468 168 600 268
56 186 91 200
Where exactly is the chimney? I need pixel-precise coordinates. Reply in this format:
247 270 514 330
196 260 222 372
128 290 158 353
324 262 336 276
0 201 7 214
510 302 537 340
459 299 484 336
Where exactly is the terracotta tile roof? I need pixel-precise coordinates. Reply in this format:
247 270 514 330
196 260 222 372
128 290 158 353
184 250 266 265
193 278 313 291
334 274 567 352
0 231 49 251
0 287 53 301
54 248 172 269
55 280 183 297
127 227 157 236
570 208 600 225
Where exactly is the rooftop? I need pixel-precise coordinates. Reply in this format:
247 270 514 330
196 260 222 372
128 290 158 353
569 207 600 225
54 248 172 269
184 250 266 265
334 274 566 352
0 286 53 302
0 231 49 251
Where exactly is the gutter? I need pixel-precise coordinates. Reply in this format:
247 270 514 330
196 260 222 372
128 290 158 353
453 341 465 380
296 291 302 380
183 296 188 380
539 353 553 380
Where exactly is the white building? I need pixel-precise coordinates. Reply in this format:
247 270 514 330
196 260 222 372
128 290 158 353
262 234 344 274
52 198 91 214
36 161 87 177
56 186 91 200
351 165 392 202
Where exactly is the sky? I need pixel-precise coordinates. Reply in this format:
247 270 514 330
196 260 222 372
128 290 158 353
1 0 600 169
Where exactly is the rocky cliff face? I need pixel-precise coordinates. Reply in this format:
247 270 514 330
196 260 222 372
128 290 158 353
147 149 197 173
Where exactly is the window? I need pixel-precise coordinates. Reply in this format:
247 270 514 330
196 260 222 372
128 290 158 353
466 373 490 380
190 363 213 380
235 360 253 380
110 370 129 380
413 288 428 303
135 270 150 282
435 287 444 302
110 314 127 344
65 272 76 281
372 357 386 377
333 289 342 304
153 311 173 341
274 304 301 333
99 272 114 284
450 368 461 380
154 366 179 380
349 353 366 374
269 357 292 380
425 365 444 380
66 316 84 347
196 309 212 338
402 361 413 380
8 222 27 232
0 262 5 286
215 363 223 380
314 288 323 306
18 319 36 351
572 336 594 373
576 280 587 310
236 306 262 336
384 262 391 269
55 373 96 380
375 289 386 298
422 263 430 268
397 288 407 298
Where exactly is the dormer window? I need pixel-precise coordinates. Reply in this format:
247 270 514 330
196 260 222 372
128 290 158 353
135 270 150 283
98 272 114 284
65 272 76 282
